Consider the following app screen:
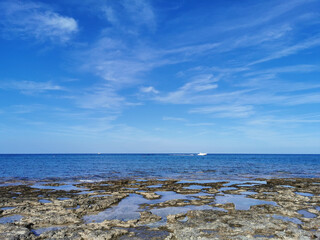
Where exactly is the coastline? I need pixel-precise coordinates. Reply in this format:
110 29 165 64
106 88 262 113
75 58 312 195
0 177 319 239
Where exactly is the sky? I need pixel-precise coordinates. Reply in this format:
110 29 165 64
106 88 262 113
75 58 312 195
0 0 319 154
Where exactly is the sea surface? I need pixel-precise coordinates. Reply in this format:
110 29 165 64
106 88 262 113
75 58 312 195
0 154 319 182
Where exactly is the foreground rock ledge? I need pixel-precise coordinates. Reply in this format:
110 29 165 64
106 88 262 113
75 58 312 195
0 178 319 239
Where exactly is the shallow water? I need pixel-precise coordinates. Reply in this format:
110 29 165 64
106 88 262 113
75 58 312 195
83 194 147 223
83 190 217 223
147 184 162 188
215 194 277 210
281 185 295 188
298 209 317 218
184 185 210 190
57 197 70 201
295 192 314 197
1 154 319 181
0 207 15 210
272 214 302 225
0 215 23 224
32 226 64 236
32 183 85 191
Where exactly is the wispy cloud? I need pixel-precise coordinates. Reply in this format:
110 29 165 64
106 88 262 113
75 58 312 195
155 74 219 104
0 0 78 43
224 0 314 31
120 0 156 31
72 85 126 110
249 35 320 65
248 115 320 125
244 64 320 77
140 86 159 94
0 80 63 94
185 122 214 127
189 105 254 118
163 116 187 122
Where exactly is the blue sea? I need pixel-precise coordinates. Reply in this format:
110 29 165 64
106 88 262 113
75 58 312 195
0 154 319 182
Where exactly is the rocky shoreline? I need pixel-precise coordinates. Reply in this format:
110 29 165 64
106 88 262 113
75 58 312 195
0 178 319 239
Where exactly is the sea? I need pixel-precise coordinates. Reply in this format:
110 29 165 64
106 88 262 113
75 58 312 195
0 154 319 182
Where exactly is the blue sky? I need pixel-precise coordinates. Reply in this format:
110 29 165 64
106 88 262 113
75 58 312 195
0 0 319 153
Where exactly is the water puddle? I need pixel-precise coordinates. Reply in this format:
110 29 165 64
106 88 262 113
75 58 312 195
90 194 111 198
0 207 15 210
215 194 276 210
0 182 23 187
219 187 238 192
83 191 217 223
0 215 23 224
32 226 64 236
83 194 148 223
241 191 257 195
223 180 267 186
315 206 320 211
57 197 70 201
298 209 317 218
272 215 302 224
184 185 210 190
176 180 225 184
147 184 162 188
75 190 96 195
281 185 294 188
32 183 86 191
152 191 212 203
295 192 314 197
39 199 52 203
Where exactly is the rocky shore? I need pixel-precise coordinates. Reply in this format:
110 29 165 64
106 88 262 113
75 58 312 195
0 178 319 239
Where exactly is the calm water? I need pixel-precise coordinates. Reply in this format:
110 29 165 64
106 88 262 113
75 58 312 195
0 154 319 181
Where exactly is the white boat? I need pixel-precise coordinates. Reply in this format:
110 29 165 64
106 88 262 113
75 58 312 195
197 152 207 156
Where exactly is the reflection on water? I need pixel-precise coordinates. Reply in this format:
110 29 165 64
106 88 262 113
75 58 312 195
32 183 86 191
298 209 317 218
0 215 23 224
32 226 64 236
272 214 302 224
215 194 277 210
0 207 15 210
295 192 314 197
83 194 147 223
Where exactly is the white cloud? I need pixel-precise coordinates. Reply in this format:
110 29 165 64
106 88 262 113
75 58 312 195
140 86 159 94
74 86 125 110
189 105 254 118
0 80 63 94
249 35 320 65
155 75 219 104
0 1 78 43
244 64 320 77
185 122 214 127
163 116 187 122
121 0 156 30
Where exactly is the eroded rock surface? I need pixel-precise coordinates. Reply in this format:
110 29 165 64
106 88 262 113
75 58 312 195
0 178 319 239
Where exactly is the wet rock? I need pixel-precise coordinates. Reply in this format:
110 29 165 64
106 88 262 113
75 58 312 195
139 211 162 224
137 192 161 200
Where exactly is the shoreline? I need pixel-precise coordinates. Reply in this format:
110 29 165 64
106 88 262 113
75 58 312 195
0 177 319 239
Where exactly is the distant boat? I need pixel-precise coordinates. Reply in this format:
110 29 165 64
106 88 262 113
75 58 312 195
198 152 207 156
